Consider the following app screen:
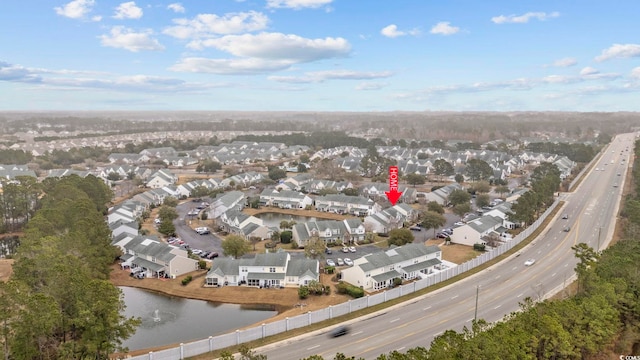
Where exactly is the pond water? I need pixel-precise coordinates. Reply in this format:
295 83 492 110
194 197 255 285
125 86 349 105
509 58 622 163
253 212 317 228
120 287 277 351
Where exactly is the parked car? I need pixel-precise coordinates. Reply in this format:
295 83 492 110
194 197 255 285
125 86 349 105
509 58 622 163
409 226 421 231
192 249 203 255
344 258 353 266
442 228 453 235
563 226 571 232
348 246 356 253
325 248 332 254
342 247 350 253
524 258 536 266
336 258 344 266
326 259 336 267
454 221 465 226
436 233 448 239
329 325 350 338
207 252 219 259
562 214 568 219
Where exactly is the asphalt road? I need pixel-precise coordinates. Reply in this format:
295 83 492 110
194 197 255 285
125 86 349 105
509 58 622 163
256 133 635 360
174 198 224 255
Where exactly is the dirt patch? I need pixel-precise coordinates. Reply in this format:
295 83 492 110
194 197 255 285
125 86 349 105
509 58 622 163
425 239 478 264
0 259 14 282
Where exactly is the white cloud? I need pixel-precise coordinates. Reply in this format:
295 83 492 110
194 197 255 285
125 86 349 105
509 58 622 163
100 27 165 52
266 0 333 9
595 44 640 62
113 2 143 19
91 15 102 22
491 11 560 24
0 61 213 93
355 82 387 91
552 57 577 67
269 69 393 83
430 22 460 36
163 11 269 39
187 32 351 63
170 57 294 75
54 0 95 19
631 67 640 79
381 24 420 38
167 3 185 13
542 75 579 84
381 25 403 38
580 66 599 76
307 69 393 80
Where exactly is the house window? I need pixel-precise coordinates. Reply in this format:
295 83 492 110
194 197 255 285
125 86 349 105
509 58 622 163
269 267 276 273
241 267 248 272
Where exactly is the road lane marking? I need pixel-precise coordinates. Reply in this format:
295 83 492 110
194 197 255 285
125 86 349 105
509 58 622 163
495 275 501 279
517 293 523 297
512 266 517 271
390 318 400 323
451 295 459 299
423 306 432 311
494 304 502 310
551 272 556 277
307 345 320 350
352 331 363 336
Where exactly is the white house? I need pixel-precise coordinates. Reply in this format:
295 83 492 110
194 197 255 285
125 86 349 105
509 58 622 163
208 191 246 219
116 236 198 278
204 251 319 288
314 194 380 216
259 189 313 209
341 243 442 292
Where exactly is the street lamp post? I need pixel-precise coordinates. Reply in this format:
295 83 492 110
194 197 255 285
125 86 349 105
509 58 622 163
474 285 480 321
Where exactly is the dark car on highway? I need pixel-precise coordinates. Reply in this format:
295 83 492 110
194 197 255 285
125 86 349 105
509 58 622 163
329 325 350 338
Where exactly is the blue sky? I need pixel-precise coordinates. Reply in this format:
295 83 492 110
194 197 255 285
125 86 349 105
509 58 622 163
2 0 640 112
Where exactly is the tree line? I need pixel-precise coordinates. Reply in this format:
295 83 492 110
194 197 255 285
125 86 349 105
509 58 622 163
0 175 140 359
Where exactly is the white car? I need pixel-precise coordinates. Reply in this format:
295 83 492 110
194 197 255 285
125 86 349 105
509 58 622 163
524 258 536 266
348 246 356 253
454 221 465 226
344 258 353 266
336 258 344 266
326 259 336 267
342 247 350 253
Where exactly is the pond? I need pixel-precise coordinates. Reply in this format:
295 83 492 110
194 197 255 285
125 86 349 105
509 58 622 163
120 287 277 351
252 212 317 228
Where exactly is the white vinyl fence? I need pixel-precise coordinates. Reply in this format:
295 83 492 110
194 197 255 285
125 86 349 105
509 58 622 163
122 200 559 360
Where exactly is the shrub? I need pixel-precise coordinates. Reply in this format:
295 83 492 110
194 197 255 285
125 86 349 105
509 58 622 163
181 275 193 286
335 282 364 298
473 243 486 251
198 260 207 270
393 277 403 287
298 286 309 299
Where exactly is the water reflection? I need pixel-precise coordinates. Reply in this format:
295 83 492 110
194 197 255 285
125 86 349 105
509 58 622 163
120 287 277 351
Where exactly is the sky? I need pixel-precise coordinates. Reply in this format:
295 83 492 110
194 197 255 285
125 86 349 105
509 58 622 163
1 0 640 112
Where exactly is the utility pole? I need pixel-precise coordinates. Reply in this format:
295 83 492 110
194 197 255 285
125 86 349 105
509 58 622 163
474 285 480 321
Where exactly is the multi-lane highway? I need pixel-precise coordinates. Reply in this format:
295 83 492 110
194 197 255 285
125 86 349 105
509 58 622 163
257 133 635 360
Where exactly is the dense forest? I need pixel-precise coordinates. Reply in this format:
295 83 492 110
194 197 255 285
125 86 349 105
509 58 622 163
0 175 139 359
